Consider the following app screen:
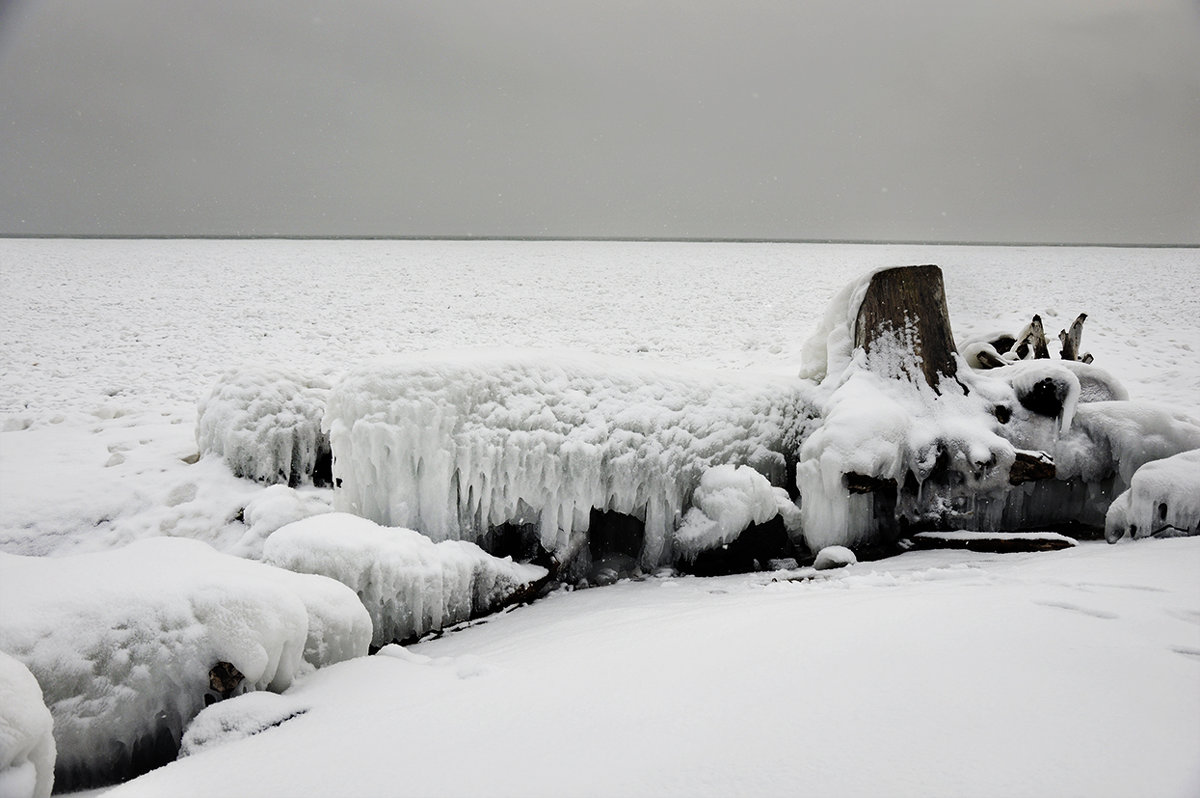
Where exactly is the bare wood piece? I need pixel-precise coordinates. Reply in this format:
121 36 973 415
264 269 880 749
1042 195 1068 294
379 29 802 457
1015 315 1050 360
910 532 1075 553
854 265 959 391
1059 313 1087 361
845 472 898 494
1008 450 1056 484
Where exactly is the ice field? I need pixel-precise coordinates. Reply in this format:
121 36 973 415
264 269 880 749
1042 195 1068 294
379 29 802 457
1 239 1199 796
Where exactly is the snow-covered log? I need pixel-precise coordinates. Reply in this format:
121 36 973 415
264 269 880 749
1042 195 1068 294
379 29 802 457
0 539 370 790
326 351 813 569
0 652 56 798
197 368 332 487
1105 449 1200 542
264 513 548 646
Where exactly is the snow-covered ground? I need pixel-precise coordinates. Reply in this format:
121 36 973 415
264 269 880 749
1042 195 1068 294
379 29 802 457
1 239 1198 796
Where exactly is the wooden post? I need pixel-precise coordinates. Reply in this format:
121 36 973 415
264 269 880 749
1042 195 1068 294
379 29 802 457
854 265 959 392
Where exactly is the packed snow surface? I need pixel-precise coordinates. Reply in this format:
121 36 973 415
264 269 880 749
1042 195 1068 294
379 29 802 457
0 538 369 788
0 651 55 798
264 513 548 646
104 540 1200 798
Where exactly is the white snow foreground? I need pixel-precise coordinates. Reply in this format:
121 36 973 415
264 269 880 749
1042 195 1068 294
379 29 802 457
0 538 370 790
0 652 55 798
1106 448 1200 542
326 351 811 568
197 368 331 487
264 513 548 646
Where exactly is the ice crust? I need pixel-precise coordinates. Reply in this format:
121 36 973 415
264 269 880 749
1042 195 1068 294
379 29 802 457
326 351 812 567
0 538 369 789
1106 449 1200 542
0 651 56 798
264 513 549 646
196 368 331 487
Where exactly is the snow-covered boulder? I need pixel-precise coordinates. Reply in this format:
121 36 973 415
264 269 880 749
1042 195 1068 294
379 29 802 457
0 538 370 790
264 513 549 646
813 545 856 570
325 351 813 568
225 484 334 559
0 652 55 798
197 368 332 487
1105 449 1200 543
675 464 801 558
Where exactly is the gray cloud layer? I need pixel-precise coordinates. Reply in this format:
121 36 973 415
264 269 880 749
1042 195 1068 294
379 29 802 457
1 0 1198 242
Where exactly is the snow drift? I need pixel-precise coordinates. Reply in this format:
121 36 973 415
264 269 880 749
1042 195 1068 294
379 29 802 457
326 351 813 569
1106 448 1200 542
0 651 56 798
264 513 548 646
0 538 370 790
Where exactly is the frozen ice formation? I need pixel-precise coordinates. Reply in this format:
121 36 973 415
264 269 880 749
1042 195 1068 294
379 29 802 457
675 464 801 557
1105 449 1200 542
0 538 369 790
326 351 813 568
0 651 56 798
197 368 331 487
264 513 549 646
225 484 334 559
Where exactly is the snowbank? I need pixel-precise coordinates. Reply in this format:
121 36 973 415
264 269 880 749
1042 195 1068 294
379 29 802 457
326 351 814 568
196 368 331 487
0 652 55 798
1106 449 1200 542
0 538 369 789
264 513 548 646
225 484 334 559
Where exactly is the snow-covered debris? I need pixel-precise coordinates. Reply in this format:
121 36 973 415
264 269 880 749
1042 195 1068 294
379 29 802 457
179 692 308 759
1105 449 1200 542
675 464 801 557
0 538 369 790
813 545 856 570
225 484 334 559
0 651 56 798
326 351 813 568
263 513 549 646
197 368 331 487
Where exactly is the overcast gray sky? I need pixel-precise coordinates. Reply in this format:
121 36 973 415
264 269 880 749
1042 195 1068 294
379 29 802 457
1 0 1198 242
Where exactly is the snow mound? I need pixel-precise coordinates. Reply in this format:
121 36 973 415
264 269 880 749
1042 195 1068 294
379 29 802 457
0 538 369 790
180 692 308 758
264 513 548 646
0 651 55 798
813 545 856 570
197 368 331 487
326 351 813 568
1105 449 1200 542
226 484 334 559
675 464 801 557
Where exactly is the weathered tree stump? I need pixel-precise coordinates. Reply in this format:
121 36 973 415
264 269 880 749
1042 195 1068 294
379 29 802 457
854 265 959 392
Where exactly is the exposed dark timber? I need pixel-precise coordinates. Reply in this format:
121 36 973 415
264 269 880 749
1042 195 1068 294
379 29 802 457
854 264 959 391
910 533 1075 553
845 472 898 494
1008 450 1056 485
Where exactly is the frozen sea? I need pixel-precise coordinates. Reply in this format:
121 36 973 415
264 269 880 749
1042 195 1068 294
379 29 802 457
1 239 1198 797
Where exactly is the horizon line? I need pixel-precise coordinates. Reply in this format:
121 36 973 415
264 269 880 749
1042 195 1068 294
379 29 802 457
1 233 1196 249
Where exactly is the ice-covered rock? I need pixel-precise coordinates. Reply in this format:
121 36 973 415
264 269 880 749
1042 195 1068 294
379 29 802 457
675 464 801 557
225 484 334 559
813 545 857 570
326 351 813 568
180 692 308 759
1105 449 1200 543
263 513 549 646
197 368 331 487
0 538 369 790
0 651 55 798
